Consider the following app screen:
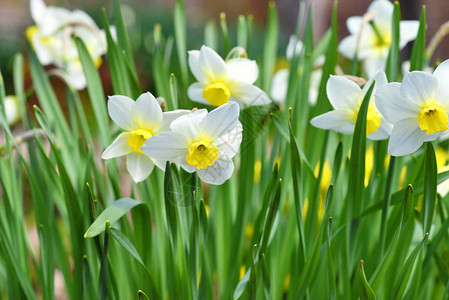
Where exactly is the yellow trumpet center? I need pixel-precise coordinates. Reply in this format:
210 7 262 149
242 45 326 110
418 102 448 135
203 82 231 107
366 106 381 135
127 129 153 153
186 141 219 169
353 104 382 135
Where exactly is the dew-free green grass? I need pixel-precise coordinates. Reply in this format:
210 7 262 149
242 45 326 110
1 0 449 299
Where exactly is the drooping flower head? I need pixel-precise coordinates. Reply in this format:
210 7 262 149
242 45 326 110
375 59 449 156
310 71 392 140
141 102 242 185
188 45 270 108
101 92 189 182
271 35 324 106
27 0 110 90
339 0 419 78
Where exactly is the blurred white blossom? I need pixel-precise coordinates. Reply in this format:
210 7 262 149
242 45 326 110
26 0 112 90
339 0 419 78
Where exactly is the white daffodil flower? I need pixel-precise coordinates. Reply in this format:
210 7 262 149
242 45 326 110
141 102 242 185
187 45 270 108
2 96 21 126
101 92 190 182
339 0 419 78
310 71 392 140
375 60 449 156
271 35 324 106
26 0 109 90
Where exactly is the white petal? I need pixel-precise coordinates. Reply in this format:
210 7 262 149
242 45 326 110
230 82 271 106
200 102 240 140
226 58 259 84
401 71 438 105
433 59 449 104
346 16 363 35
131 92 162 129
30 31 53 65
153 110 191 134
198 45 227 82
368 0 394 24
39 7 72 36
126 153 154 182
197 155 234 185
367 118 393 140
141 132 189 162
399 21 419 49
101 132 132 159
388 118 426 156
5 96 20 125
286 35 304 60
214 123 243 158
188 50 207 82
108 95 137 131
375 82 418 124
170 109 208 140
310 110 355 134
30 0 46 24
65 63 87 90
270 69 289 105
338 35 357 59
363 55 387 79
326 75 361 110
187 82 210 105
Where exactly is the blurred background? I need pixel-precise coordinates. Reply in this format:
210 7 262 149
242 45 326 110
0 0 447 96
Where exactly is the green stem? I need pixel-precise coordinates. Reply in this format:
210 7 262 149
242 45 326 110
369 20 385 45
379 155 397 256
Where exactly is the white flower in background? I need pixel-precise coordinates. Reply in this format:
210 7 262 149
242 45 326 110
26 0 110 90
375 59 449 156
2 96 21 126
101 92 189 182
188 45 270 108
401 60 433 75
310 71 392 140
271 35 324 106
142 102 242 185
339 0 419 78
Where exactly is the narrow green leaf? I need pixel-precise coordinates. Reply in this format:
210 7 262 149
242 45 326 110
423 142 437 234
386 1 400 81
392 233 428 299
327 218 336 300
410 6 426 71
174 0 189 86
138 290 151 300
262 1 279 92
99 221 111 300
358 260 376 300
204 19 218 50
113 0 138 76
237 15 247 49
110 227 145 267
85 198 144 238
348 81 375 218
219 13 230 55
288 108 307 263
74 37 110 147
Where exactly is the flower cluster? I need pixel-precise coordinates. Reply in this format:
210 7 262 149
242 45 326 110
101 45 271 184
102 92 243 185
26 0 110 90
